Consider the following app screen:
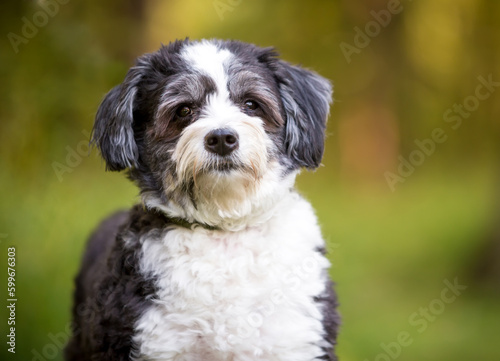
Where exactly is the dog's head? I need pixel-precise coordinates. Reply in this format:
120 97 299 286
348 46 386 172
92 39 332 229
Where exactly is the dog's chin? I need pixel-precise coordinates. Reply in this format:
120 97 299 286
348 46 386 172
192 162 260 201
147 159 295 231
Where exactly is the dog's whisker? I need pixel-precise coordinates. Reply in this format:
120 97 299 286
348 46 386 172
248 159 259 181
192 156 199 190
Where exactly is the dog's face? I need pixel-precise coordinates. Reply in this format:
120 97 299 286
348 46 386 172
93 39 332 227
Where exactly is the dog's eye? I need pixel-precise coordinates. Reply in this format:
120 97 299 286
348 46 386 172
244 100 259 111
175 105 192 118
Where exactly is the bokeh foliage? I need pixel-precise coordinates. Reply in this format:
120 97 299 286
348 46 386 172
0 0 499 360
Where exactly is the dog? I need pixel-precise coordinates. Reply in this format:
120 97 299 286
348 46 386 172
65 38 340 361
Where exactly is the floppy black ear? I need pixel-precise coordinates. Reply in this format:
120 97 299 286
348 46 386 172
276 61 332 169
91 66 145 171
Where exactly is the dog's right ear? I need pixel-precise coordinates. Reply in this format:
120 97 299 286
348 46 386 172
91 65 146 171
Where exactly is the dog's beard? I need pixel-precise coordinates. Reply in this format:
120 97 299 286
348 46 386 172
172 154 268 220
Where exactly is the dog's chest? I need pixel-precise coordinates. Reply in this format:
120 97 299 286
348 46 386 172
132 200 329 361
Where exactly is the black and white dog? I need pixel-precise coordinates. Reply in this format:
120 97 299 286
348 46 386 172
65 39 340 361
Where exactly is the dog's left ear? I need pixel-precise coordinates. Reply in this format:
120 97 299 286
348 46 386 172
91 62 148 171
273 59 332 169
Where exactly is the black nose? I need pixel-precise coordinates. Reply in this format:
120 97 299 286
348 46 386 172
204 129 239 156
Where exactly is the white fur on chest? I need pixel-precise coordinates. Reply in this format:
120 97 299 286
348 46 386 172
132 194 330 361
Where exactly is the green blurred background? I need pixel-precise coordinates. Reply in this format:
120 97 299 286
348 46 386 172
1 0 499 360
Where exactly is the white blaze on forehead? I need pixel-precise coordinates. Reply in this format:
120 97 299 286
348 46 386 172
181 41 232 98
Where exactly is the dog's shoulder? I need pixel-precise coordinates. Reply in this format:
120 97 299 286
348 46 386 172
67 205 167 361
81 210 129 271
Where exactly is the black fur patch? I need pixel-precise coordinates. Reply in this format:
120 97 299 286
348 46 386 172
65 207 171 360
315 278 341 360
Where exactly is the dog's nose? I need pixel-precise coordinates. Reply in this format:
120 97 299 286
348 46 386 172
204 129 239 156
